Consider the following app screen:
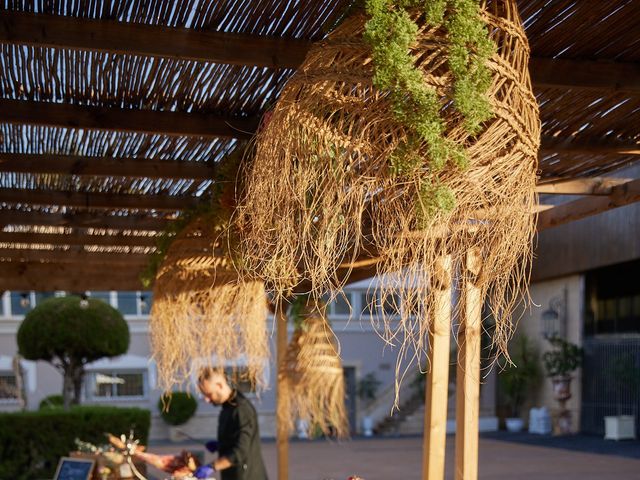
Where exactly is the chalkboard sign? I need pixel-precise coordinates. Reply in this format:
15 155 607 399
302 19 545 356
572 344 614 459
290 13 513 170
53 457 95 480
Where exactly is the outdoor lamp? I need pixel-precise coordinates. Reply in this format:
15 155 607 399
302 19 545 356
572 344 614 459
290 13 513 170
19 293 30 308
79 293 89 309
138 294 148 311
541 290 567 339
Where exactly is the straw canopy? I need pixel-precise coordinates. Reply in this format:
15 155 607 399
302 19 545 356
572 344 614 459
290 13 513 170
279 299 348 438
239 0 539 370
150 215 269 392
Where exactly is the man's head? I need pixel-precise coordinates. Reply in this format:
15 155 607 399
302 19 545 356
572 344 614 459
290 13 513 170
197 367 232 405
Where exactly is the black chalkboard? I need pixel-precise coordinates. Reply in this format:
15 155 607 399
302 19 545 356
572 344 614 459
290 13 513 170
53 457 95 480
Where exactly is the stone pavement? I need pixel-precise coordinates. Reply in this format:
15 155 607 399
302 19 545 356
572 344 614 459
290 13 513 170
147 434 640 480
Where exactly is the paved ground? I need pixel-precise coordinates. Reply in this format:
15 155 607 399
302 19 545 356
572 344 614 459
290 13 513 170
147 433 640 480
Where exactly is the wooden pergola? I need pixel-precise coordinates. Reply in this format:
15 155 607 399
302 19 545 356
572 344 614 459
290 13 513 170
1 1 639 479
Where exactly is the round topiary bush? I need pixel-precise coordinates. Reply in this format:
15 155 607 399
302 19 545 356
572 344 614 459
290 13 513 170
158 391 198 426
39 394 64 410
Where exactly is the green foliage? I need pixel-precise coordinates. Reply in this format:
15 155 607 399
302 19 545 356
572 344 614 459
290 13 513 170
416 179 456 226
17 296 129 364
0 406 150 480
39 394 64 410
363 0 495 222
158 391 198 426
542 336 582 378
357 372 382 401
499 335 541 417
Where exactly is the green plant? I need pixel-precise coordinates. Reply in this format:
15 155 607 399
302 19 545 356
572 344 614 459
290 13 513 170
499 335 541 417
363 0 496 222
39 394 64 410
0 406 150 480
357 372 382 402
542 336 582 378
17 296 129 408
158 391 198 426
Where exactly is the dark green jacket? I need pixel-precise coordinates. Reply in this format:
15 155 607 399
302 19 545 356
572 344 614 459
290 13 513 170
218 390 268 480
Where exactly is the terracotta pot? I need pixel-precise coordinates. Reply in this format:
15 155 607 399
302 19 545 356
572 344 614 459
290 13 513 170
551 376 572 402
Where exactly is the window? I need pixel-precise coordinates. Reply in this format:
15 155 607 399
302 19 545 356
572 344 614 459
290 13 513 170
88 371 146 399
34 292 55 306
10 292 32 316
0 373 18 400
117 292 138 315
329 293 352 317
88 291 112 305
585 259 640 336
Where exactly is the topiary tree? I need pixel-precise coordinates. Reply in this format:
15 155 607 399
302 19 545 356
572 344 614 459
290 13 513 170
158 391 198 426
17 296 129 409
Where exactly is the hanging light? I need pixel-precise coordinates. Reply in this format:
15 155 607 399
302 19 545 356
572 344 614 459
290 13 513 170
19 293 30 308
79 293 89 309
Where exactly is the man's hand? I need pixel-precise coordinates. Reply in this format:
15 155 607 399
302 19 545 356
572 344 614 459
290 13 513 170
193 464 216 479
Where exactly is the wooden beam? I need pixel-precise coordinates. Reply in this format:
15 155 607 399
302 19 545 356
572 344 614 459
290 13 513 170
0 231 158 247
540 139 640 157
0 249 150 264
0 210 171 231
0 188 198 211
537 178 640 231
536 177 633 195
0 11 310 69
530 57 640 94
455 248 482 480
0 99 258 139
275 301 290 480
0 153 215 180
423 255 452 480
0 262 143 291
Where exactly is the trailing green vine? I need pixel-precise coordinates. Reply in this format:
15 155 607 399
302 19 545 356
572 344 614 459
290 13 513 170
363 0 496 223
139 148 244 288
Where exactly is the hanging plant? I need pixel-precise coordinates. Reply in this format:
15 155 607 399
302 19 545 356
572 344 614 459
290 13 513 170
239 0 540 384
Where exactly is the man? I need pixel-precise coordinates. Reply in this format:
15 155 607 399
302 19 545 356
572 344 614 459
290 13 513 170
194 367 268 480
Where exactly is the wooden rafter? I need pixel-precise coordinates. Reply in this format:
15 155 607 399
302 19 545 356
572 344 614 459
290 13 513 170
0 211 171 231
0 188 198 211
530 57 640 94
0 99 258 139
540 139 640 157
537 178 640 231
0 231 158 247
0 262 144 291
2 13 639 96
0 153 216 180
535 177 633 195
0 249 150 264
0 11 310 69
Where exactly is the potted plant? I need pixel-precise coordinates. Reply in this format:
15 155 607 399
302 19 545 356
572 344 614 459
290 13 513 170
605 354 639 440
499 335 541 432
158 391 198 442
542 336 582 434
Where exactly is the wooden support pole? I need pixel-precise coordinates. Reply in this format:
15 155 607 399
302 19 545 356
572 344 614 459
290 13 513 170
422 254 453 480
275 302 289 480
455 248 483 480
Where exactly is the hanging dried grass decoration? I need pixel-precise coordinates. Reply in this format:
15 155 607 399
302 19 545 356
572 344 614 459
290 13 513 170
239 0 539 373
279 298 349 438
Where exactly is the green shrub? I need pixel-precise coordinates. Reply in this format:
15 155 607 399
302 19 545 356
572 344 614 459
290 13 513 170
39 394 64 410
158 391 198 426
0 406 150 480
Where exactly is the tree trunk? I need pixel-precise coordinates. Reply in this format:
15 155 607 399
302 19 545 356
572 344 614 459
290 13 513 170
71 365 85 405
63 372 74 410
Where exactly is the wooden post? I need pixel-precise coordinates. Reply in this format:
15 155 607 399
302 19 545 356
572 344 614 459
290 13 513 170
422 255 453 480
275 302 289 480
455 248 483 480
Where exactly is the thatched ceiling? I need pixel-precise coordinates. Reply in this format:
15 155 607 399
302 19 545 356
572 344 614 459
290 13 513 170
0 0 638 290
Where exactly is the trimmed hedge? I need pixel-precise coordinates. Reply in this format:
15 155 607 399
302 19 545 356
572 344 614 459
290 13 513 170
39 394 64 410
0 406 150 480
